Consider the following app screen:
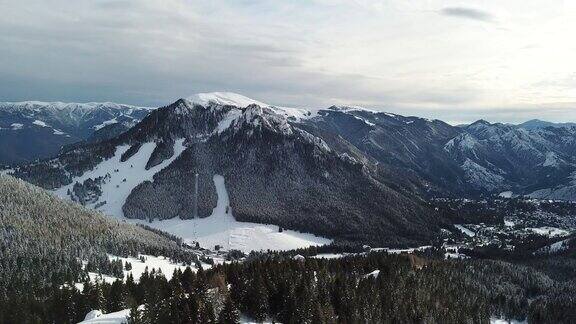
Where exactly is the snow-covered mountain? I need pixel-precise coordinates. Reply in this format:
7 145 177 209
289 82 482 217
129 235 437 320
518 119 576 130
445 120 576 198
0 101 151 164
300 105 465 195
7 92 576 250
9 94 442 249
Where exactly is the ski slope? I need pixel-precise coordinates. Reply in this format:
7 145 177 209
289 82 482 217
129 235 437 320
53 140 330 253
129 175 331 253
54 139 186 217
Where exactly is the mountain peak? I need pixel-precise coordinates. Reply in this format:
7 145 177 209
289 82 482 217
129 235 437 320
470 119 491 126
186 92 268 108
186 92 313 121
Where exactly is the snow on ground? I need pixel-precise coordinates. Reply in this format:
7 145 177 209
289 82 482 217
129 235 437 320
10 123 23 130
536 238 572 254
53 128 66 135
187 92 312 121
528 226 570 238
364 270 380 278
310 253 349 259
108 254 194 281
309 246 434 260
129 175 331 253
240 315 275 324
455 225 476 237
52 140 329 253
32 120 48 127
188 92 269 108
444 245 468 259
75 254 199 291
94 118 118 130
504 220 515 227
54 139 186 217
350 114 376 126
499 191 513 198
490 317 527 324
373 245 433 254
79 308 132 324
215 109 243 134
542 151 559 167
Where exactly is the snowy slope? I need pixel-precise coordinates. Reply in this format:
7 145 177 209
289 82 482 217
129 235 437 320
186 92 312 121
74 253 201 292
52 141 330 252
127 175 332 253
54 139 187 217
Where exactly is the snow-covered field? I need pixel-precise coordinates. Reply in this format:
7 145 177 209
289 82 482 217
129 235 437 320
54 140 331 253
75 254 197 291
108 254 194 281
79 309 273 324
128 175 331 253
79 308 135 324
528 226 570 238
455 224 476 237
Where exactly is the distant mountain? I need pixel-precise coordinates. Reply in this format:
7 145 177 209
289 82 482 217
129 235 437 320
8 93 444 247
0 101 151 164
518 119 576 130
445 119 576 197
300 106 466 196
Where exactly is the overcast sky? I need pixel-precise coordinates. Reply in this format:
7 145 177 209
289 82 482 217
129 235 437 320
1 0 575 124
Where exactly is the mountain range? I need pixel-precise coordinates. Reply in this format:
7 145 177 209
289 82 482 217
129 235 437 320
0 101 151 164
4 92 576 247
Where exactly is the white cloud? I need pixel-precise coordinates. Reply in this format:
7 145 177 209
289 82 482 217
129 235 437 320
0 0 575 123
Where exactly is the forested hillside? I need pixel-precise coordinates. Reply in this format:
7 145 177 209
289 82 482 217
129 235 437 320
0 175 196 323
27 249 576 324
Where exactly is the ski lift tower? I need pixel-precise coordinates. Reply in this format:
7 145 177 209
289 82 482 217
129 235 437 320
192 172 199 219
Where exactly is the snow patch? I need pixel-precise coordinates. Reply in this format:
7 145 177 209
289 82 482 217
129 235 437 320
455 225 476 237
215 109 242 134
350 114 375 126
32 120 48 127
499 191 513 198
542 151 559 167
79 308 135 324
94 118 118 131
528 226 570 238
10 123 23 130
108 254 194 282
310 253 349 259
364 270 380 278
490 317 527 324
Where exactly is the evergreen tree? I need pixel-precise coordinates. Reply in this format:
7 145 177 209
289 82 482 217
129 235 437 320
218 296 240 324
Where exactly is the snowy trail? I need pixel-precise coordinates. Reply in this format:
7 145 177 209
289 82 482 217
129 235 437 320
54 139 186 217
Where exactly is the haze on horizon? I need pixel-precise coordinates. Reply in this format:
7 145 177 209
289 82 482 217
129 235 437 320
0 0 575 124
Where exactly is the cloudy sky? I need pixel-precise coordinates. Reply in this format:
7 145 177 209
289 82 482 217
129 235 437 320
1 0 575 123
